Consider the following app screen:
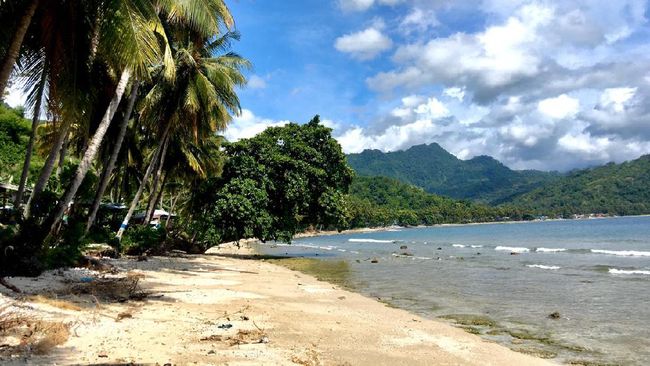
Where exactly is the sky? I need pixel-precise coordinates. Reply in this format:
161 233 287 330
6 0 650 171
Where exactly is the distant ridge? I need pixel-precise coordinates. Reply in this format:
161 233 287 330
510 155 650 216
346 143 559 204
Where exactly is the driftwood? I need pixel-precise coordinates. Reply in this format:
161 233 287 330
0 277 21 293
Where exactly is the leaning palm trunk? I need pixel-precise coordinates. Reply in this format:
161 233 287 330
116 124 171 240
46 69 131 237
85 80 140 233
25 117 72 219
14 65 47 210
145 137 169 223
56 135 68 180
146 171 166 223
0 0 40 99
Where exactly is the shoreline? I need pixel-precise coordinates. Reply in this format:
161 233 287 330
293 214 645 240
0 253 554 365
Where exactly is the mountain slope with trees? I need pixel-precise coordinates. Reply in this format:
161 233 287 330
508 155 650 216
346 143 560 204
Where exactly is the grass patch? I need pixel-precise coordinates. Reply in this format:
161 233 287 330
25 295 83 312
267 258 351 287
439 314 497 327
512 347 557 359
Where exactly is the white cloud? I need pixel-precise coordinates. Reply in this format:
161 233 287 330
443 87 465 102
400 7 439 34
599 87 636 113
338 0 403 12
537 94 580 119
247 75 267 90
368 4 553 97
224 109 289 142
335 26 393 60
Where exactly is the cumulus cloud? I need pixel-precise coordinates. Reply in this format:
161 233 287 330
335 26 393 60
247 75 267 90
224 109 289 142
338 0 404 12
537 94 580 120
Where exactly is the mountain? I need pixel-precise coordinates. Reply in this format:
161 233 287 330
346 176 532 228
508 155 650 216
346 143 559 204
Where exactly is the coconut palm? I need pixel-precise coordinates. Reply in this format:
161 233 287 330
44 0 177 236
0 0 40 99
116 31 249 239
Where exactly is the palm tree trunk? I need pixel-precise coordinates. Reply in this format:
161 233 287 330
56 135 68 180
85 80 140 233
0 0 39 100
46 69 131 237
24 117 72 219
145 136 169 222
14 64 46 210
116 124 171 240
147 172 166 223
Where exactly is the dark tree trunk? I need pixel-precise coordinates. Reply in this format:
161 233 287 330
86 80 140 233
46 69 131 237
0 0 39 100
14 64 46 210
145 137 169 223
25 117 72 219
116 123 171 240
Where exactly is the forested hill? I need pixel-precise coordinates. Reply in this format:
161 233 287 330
508 155 650 216
346 144 559 204
347 176 532 228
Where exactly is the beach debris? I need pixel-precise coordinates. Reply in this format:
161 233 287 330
0 277 21 293
548 311 561 319
400 245 408 250
370 258 379 263
510 252 520 256
83 243 118 258
217 323 233 329
338 296 346 300
355 260 361 263
437 247 442 250
208 350 216 354
116 311 133 322
240 315 250 321
98 352 108 358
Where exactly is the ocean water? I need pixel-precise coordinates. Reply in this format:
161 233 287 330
255 216 650 365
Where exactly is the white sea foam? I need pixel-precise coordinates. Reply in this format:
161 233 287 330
609 268 650 275
471 245 483 248
495 246 530 253
452 244 466 248
591 249 650 257
337 249 347 252
536 248 567 253
348 239 394 243
527 264 561 270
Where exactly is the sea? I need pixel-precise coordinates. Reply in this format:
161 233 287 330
255 216 650 365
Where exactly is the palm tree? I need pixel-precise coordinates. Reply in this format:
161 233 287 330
0 0 40 99
45 0 176 236
116 30 249 239
13 54 47 209
85 80 140 233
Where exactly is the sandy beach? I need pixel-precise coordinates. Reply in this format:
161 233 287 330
0 246 554 365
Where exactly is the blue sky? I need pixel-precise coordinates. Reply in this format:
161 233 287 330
221 0 650 171
5 0 649 171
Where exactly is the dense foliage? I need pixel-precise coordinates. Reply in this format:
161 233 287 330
347 143 560 204
189 117 353 246
509 155 650 217
0 105 42 183
347 176 534 227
